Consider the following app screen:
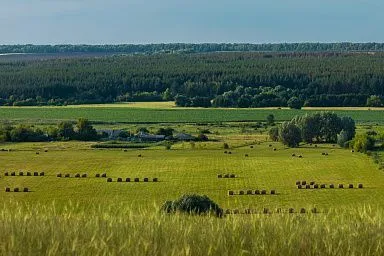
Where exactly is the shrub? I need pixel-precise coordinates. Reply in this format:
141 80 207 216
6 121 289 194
279 121 302 147
269 127 279 142
161 194 223 217
350 134 375 153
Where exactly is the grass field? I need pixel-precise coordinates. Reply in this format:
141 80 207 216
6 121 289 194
0 104 384 123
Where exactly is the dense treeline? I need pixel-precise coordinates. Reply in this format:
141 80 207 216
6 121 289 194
1 43 384 54
0 52 383 107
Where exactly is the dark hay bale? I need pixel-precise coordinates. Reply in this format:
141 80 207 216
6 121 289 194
144 178 149 182
351 150 355 153
239 190 245 195
4 172 8 176
246 190 252 195
269 144 272 147
5 187 10 192
161 194 223 217
310 181 315 185
138 154 142 157
65 174 70 178
338 184 344 189
309 143 313 146
228 151 232 154
101 173 107 178
95 174 100 178
300 208 306 214
298 155 303 158
330 184 335 189
57 173 62 178
36 152 39 155
224 151 227 154
107 178 113 182
134 178 140 182
224 174 230 178
296 181 301 185
40 172 45 176
245 154 249 157
75 174 80 178
14 188 19 192
349 184 354 189
358 184 363 189
11 172 15 176
44 150 48 152
292 153 296 157
270 190 276 195
23 188 29 192
117 178 122 182
325 152 328 156
250 146 254 149
320 184 326 189
311 208 318 214
33 172 38 176
123 149 127 152
81 174 87 178
321 152 325 155
332 144 335 147
314 145 318 148
273 148 277 151
126 178 131 182
27 172 31 176
153 178 158 182
297 185 302 189
314 184 319 189
289 208 295 213
301 181 307 185
228 190 234 196
254 189 260 195
305 185 311 189
19 171 24 176
261 190 267 195
263 208 269 214
218 174 223 178
230 174 236 178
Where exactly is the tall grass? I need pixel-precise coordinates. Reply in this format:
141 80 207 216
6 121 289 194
0 201 382 255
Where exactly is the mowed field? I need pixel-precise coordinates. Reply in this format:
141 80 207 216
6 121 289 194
1 103 384 123
1 140 383 211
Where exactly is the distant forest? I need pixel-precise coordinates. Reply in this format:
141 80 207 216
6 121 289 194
0 50 383 108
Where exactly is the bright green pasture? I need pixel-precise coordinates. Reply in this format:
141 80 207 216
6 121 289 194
1 141 383 210
0 105 384 123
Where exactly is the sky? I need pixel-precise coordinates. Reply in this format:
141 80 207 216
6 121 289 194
0 0 383 44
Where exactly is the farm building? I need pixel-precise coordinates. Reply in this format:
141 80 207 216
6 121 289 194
97 129 125 139
173 133 195 141
136 131 165 142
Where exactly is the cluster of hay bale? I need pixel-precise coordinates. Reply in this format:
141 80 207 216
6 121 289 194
296 181 363 189
95 173 107 178
107 177 159 183
228 189 276 196
321 152 329 156
57 173 87 178
4 171 44 177
291 154 303 158
225 207 318 214
217 174 236 178
5 187 29 192
223 151 232 154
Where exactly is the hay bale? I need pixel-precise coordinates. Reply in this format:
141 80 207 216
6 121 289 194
101 173 107 178
230 174 236 178
314 184 319 189
44 150 48 152
144 178 149 182
358 184 363 189
321 152 325 155
4 172 8 176
305 185 311 189
228 190 234 196
153 178 158 182
65 174 70 178
14 188 19 192
297 185 302 189
245 154 249 157
23 188 29 192
310 181 315 185
255 190 260 195
33 172 38 176
224 174 230 178
301 181 307 185
292 153 296 157
123 149 128 152
75 174 80 178
314 144 318 148
217 174 223 178
224 151 227 154
351 150 355 153
263 208 269 214
320 184 326 189
298 155 303 158
296 181 301 185
134 178 140 182
269 144 272 147
126 178 131 182
40 172 44 176
117 178 122 182
273 148 277 151
81 174 87 178
57 173 62 178
239 190 245 195
250 146 254 149
19 171 24 176
261 190 267 195
325 152 328 156
107 178 113 182
246 190 252 195
5 187 10 192
270 190 276 195
228 151 232 154
338 184 344 189
349 184 354 189
27 172 31 176
11 172 15 176
36 152 39 155
330 184 335 188
95 173 100 178
300 208 306 214
138 154 142 157
289 208 295 213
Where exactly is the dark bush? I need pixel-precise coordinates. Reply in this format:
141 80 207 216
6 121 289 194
161 194 223 217
5 187 10 192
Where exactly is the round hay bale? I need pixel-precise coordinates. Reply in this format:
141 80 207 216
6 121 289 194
338 184 344 189
23 188 29 192
65 174 70 178
95 174 100 178
36 152 39 155
261 190 267 195
101 173 107 178
14 188 19 192
273 148 277 151
123 149 127 152
239 190 245 195
40 172 44 176
297 185 302 189
250 146 254 149
224 151 227 154
269 144 272 147
27 172 31 176
320 184 326 189
300 208 306 214
325 152 328 156
81 174 87 178
310 181 315 185
263 208 269 214
330 184 335 189
314 144 318 148
4 172 8 176
107 178 113 182
296 181 301 185
228 151 232 154
153 178 158 182
44 150 48 152
311 208 318 213
144 178 149 182
5 187 10 192
19 171 24 176
246 190 252 195
245 154 249 157
217 174 223 178
255 189 260 195
230 174 236 178
270 190 276 195
134 178 140 182
305 185 311 189
57 173 62 178
289 208 295 213
126 178 131 182
138 154 142 157
117 178 122 182
224 174 230 178
314 184 319 189
321 152 325 156
349 184 354 189
11 172 15 176
228 190 234 196
301 181 307 185
351 150 354 153
33 172 38 176
298 155 303 158
75 174 80 178
292 153 296 157
358 184 363 189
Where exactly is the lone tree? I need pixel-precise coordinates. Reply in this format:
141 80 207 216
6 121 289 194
279 121 302 147
266 114 275 125
76 118 98 141
287 97 303 109
269 127 279 141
